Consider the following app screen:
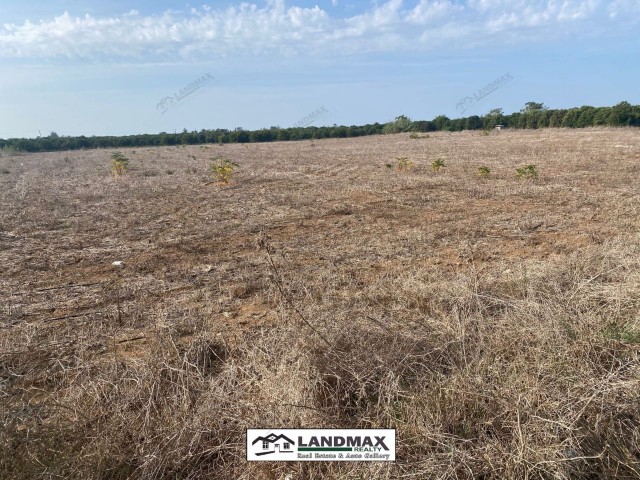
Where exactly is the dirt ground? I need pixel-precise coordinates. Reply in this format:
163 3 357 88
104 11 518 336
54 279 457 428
1 128 639 479
2 129 638 337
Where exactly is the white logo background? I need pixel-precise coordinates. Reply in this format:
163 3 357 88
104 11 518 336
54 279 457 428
247 429 396 462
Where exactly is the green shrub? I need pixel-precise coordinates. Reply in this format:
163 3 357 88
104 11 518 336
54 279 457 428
209 156 238 184
432 159 445 172
477 166 491 178
396 157 414 171
383 115 413 134
516 164 538 179
110 152 129 176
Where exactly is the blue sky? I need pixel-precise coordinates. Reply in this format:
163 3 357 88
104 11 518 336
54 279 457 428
1 0 639 138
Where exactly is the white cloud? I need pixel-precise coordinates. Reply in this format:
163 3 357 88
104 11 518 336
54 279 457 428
608 0 640 19
407 1 464 25
0 0 637 60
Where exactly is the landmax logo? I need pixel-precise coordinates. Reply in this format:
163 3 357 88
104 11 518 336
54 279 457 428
456 73 515 114
247 429 396 462
251 433 296 456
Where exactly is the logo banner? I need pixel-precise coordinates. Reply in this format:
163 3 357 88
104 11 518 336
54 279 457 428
247 429 396 462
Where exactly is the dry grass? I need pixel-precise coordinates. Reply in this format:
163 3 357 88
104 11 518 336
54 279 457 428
1 128 639 479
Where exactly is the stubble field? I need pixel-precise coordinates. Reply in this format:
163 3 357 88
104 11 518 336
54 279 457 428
1 128 639 479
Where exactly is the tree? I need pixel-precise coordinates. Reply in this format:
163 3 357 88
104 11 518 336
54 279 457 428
465 115 483 130
432 115 451 131
383 115 413 134
607 101 634 126
521 102 547 114
484 108 504 129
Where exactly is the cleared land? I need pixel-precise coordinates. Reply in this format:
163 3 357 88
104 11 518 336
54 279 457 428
1 128 639 479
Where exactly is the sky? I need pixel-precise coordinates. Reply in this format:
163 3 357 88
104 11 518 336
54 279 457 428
0 0 639 138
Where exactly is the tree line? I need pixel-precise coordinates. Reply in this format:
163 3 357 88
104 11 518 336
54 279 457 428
2 102 638 153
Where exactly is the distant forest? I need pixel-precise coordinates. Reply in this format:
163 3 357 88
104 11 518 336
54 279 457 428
2 101 639 153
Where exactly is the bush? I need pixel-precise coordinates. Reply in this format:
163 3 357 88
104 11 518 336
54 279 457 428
383 115 413 134
516 164 538 179
209 156 238 184
395 157 414 171
432 158 445 172
477 166 491 178
110 152 129 176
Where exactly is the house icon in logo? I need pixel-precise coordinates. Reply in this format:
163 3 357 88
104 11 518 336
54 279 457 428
252 433 296 456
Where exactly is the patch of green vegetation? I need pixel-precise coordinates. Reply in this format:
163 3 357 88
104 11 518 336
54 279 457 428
602 324 640 343
209 156 238 184
396 157 414 171
432 158 445 172
516 164 538 179
477 166 491 178
110 152 129 176
383 115 413 134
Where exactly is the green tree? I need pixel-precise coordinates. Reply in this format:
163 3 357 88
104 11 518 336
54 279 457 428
432 115 451 131
383 115 413 134
521 102 547 114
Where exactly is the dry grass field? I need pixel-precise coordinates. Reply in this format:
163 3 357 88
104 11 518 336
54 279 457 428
1 128 639 479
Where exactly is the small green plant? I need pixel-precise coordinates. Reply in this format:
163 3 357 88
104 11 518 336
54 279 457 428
477 166 491 178
396 157 414 171
516 164 538 179
409 133 430 139
209 156 238 184
432 158 445 172
602 324 640 343
110 152 129 176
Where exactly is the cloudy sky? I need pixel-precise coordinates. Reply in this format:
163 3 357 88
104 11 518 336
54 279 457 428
1 0 639 138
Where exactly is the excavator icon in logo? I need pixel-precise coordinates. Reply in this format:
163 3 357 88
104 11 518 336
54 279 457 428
251 432 296 456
